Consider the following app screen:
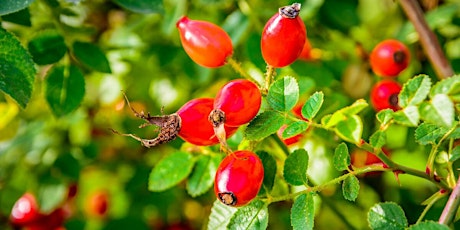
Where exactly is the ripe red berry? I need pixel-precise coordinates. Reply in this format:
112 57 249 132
211 79 261 127
25 208 65 230
178 98 238 146
370 80 402 112
261 3 306 67
369 39 410 77
176 16 233 68
10 193 43 226
214 150 264 207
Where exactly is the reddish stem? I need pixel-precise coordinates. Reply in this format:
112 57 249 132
439 176 460 225
398 0 454 79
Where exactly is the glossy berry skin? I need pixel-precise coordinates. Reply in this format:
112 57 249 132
178 98 238 145
261 3 306 67
213 80 261 127
10 193 43 226
25 208 65 230
214 150 264 207
370 80 402 112
176 16 233 68
370 39 410 77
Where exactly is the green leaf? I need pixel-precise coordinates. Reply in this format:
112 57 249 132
282 121 308 139
207 199 238 230
28 31 66 65
45 65 85 117
256 151 277 193
302 91 324 120
408 221 450 230
335 115 363 144
283 149 309 186
0 0 34 15
450 146 460 162
368 202 408 230
227 200 268 230
37 183 67 213
0 27 36 108
222 10 250 47
324 99 367 128
342 175 359 201
148 151 195 192
393 105 420 127
333 143 350 171
112 0 164 14
370 130 386 149
430 75 460 97
2 8 31 26
267 76 299 112
376 109 394 127
419 94 455 128
72 41 112 73
398 74 431 108
291 193 315 230
414 123 449 145
186 154 221 197
245 111 284 141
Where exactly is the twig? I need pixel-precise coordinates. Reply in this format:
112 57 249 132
439 177 460 225
398 0 454 79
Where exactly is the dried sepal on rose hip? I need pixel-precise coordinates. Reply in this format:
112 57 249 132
208 79 261 148
111 95 237 147
214 150 264 207
369 39 410 77
261 3 306 68
176 16 233 68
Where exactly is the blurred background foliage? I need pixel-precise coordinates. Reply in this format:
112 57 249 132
1 0 460 229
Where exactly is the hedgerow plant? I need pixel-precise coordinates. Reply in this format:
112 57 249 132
1 0 460 230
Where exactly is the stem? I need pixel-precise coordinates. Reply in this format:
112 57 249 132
398 0 454 79
417 190 447 224
439 177 460 225
263 65 276 94
226 57 255 82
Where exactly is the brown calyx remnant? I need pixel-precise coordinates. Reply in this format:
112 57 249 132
279 3 301 19
110 93 181 148
218 192 237 206
393 50 407 64
208 109 232 154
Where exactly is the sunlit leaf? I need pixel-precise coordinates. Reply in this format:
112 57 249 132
393 105 419 127
291 193 315 230
408 221 450 230
245 111 284 141
414 123 449 145
0 0 34 15
450 146 460 162
284 149 309 186
333 143 350 171
419 94 455 128
148 152 195 192
0 27 35 108
227 200 268 229
282 121 308 139
324 99 367 128
430 75 460 97
368 202 408 230
335 115 363 144
302 91 324 120
370 130 386 148
398 74 431 108
267 76 299 112
207 200 238 230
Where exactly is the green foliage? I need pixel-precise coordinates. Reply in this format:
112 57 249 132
148 151 195 192
0 0 34 15
72 41 112 73
301 91 324 120
186 154 221 197
283 149 309 186
333 142 350 171
367 202 408 230
0 27 35 108
227 200 269 230
267 76 299 112
342 175 360 202
282 121 308 139
256 151 276 193
245 111 284 141
291 193 315 230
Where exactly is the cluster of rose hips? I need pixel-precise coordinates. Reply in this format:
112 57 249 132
9 185 109 229
113 3 309 207
369 39 410 112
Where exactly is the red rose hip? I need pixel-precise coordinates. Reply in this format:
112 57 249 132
214 150 264 206
369 39 410 77
10 193 43 226
176 16 233 68
370 80 402 111
261 3 306 67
